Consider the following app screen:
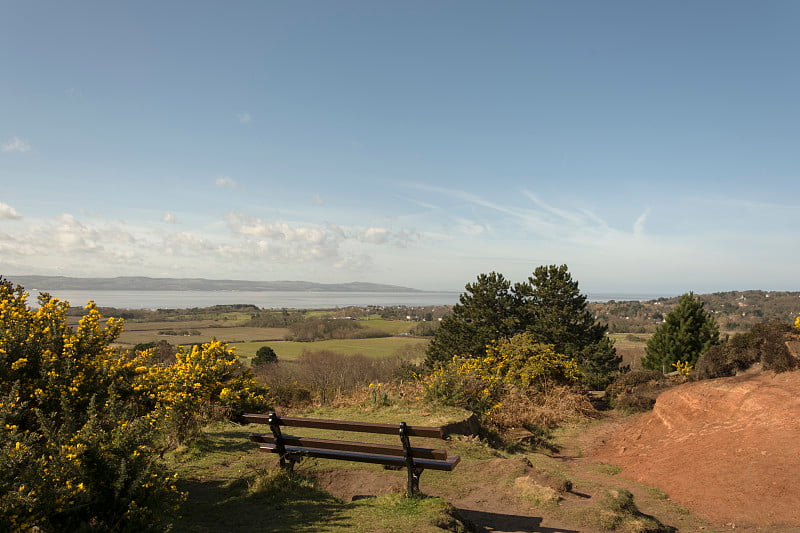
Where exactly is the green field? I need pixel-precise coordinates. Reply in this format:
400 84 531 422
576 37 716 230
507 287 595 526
356 319 417 335
232 336 429 360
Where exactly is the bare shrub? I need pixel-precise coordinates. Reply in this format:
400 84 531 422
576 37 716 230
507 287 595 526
255 350 407 406
605 370 676 413
695 320 797 379
252 362 313 407
489 386 596 431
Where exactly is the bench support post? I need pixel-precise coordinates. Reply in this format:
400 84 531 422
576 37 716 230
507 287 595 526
269 413 296 472
399 421 422 497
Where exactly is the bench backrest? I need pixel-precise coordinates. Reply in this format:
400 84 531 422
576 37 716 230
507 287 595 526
242 413 446 439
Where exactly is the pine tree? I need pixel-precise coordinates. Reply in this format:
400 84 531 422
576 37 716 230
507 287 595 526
424 272 521 367
643 292 720 372
518 265 621 389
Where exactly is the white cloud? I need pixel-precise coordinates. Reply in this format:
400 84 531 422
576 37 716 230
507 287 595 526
312 194 324 206
54 214 101 252
215 176 238 189
162 212 177 224
1 137 31 153
237 112 252 123
360 227 390 244
0 202 22 220
225 212 342 244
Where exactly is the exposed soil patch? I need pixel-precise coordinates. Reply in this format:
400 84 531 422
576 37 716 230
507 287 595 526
314 468 405 502
592 371 800 530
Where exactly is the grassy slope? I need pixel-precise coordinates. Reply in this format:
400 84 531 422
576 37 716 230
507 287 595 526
169 412 469 533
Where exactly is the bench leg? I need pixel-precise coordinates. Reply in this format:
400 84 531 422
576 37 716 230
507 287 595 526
280 454 298 473
407 466 423 497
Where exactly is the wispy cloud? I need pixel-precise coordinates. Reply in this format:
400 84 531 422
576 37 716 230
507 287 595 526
633 209 649 237
0 202 22 220
215 176 238 189
1 137 31 153
162 212 177 224
237 112 252 124
312 194 324 206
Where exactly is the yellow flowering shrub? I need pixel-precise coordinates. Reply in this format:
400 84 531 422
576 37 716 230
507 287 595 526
0 280 182 531
138 340 268 445
794 315 800 331
0 279 268 530
423 332 582 417
672 360 693 376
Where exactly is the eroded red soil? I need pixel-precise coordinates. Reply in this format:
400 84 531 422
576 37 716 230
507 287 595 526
592 371 800 529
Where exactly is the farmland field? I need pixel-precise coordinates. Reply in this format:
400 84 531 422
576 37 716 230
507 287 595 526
232 336 429 360
356 318 417 335
608 333 651 370
115 324 289 347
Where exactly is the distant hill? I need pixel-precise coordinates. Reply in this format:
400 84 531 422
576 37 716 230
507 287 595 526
590 289 800 332
4 275 422 293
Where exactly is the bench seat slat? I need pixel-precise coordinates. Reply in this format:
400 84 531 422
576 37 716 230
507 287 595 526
250 434 448 460
242 413 445 439
258 444 460 471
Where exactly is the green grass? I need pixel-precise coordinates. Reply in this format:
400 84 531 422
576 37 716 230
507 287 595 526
233 336 429 360
169 420 470 532
591 462 623 476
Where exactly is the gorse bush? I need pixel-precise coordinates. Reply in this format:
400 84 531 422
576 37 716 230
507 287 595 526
138 340 269 446
0 279 268 531
424 332 582 419
0 281 181 531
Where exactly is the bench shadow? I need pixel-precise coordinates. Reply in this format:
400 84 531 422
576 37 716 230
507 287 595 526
456 508 581 533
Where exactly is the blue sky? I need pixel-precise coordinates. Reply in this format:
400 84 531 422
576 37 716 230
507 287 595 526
1 1 798 293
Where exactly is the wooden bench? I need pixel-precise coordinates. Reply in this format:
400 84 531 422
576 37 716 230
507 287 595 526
243 413 460 496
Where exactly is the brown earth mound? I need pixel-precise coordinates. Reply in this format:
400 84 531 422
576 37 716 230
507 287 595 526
593 371 800 529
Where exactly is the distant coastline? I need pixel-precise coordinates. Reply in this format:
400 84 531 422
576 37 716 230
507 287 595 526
5 275 422 293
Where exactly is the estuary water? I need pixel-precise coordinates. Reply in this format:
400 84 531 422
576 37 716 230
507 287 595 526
27 289 673 309
28 289 460 309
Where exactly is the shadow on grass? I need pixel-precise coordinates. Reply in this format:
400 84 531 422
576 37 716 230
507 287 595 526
456 508 580 533
172 475 352 532
192 427 256 454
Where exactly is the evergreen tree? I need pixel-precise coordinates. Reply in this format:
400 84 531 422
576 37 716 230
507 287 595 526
643 292 720 372
424 265 621 389
253 345 278 365
424 272 521 367
518 265 621 389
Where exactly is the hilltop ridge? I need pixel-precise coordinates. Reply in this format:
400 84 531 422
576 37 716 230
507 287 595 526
4 275 422 293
